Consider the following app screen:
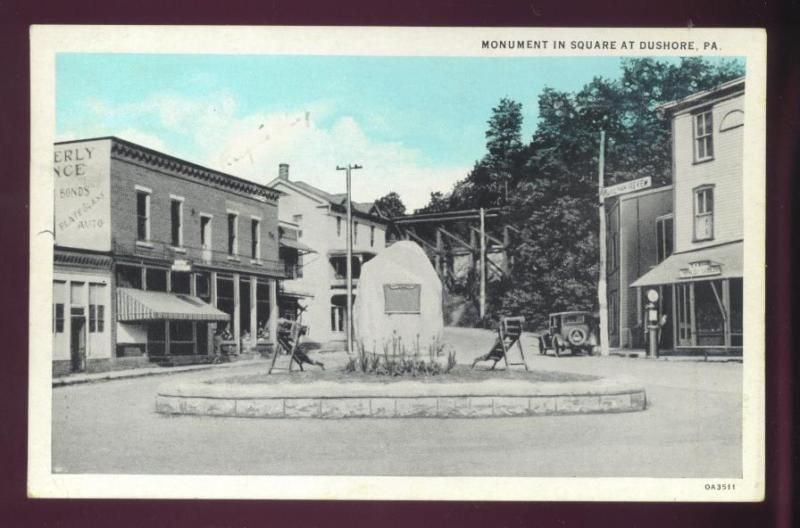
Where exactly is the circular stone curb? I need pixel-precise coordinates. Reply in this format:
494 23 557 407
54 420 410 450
155 377 647 418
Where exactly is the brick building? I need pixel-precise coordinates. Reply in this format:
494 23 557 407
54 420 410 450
632 77 744 353
52 137 284 375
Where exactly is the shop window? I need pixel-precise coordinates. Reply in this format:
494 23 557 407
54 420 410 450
88 283 106 333
147 322 167 357
136 188 151 242
251 218 261 260
216 275 235 324
656 215 674 263
171 271 191 294
256 280 271 332
146 268 168 292
195 272 211 302
694 186 714 241
116 264 142 289
227 212 239 256
695 280 725 346
170 197 183 247
169 321 195 356
694 110 714 162
384 284 421 314
53 281 66 333
729 278 743 347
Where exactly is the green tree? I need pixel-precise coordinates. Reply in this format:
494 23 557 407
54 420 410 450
374 191 407 218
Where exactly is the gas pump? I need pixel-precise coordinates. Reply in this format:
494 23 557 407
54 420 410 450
645 289 660 359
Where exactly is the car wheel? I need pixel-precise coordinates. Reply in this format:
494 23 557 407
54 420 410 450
553 338 561 357
538 337 547 355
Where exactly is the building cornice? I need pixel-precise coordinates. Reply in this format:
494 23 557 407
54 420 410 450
656 77 745 116
58 137 283 203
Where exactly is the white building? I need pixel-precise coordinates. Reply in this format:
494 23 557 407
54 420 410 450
268 164 390 348
633 77 744 353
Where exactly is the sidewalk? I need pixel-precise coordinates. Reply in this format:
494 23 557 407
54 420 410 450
52 357 267 387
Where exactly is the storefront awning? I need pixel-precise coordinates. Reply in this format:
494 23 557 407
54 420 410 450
279 238 316 253
117 287 230 322
631 240 743 288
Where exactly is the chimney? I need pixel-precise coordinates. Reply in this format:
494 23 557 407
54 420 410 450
278 163 290 181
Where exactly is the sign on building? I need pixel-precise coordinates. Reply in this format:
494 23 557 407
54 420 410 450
601 176 652 200
679 260 722 279
54 139 112 251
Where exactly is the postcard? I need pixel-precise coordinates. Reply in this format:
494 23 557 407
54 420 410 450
29 25 766 501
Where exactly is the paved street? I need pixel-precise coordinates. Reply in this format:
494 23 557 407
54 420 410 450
52 333 742 478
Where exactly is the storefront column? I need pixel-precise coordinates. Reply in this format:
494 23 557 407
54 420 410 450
250 277 258 342
233 272 241 354
269 279 278 349
209 271 219 352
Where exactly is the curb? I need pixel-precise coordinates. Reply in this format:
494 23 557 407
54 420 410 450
155 378 647 419
52 359 265 387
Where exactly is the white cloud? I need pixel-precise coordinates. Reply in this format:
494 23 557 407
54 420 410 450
76 92 470 210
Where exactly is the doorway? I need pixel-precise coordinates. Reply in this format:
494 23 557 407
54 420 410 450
70 316 86 372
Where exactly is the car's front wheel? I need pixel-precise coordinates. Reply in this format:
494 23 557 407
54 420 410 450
538 336 547 355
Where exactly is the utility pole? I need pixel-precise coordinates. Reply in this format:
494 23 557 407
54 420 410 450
597 131 610 356
336 164 362 355
479 207 486 319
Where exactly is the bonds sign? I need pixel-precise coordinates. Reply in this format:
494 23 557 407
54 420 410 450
601 176 652 200
54 140 112 252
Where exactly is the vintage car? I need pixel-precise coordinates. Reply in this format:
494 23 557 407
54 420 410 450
538 311 598 356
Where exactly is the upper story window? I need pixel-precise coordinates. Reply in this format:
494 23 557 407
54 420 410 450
200 215 212 249
353 221 359 244
170 196 183 247
370 225 375 247
694 186 714 241
292 214 303 238
336 216 342 237
694 110 714 162
251 217 261 260
135 187 151 242
227 212 239 256
656 215 674 263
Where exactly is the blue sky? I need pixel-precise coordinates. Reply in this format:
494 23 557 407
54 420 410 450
56 54 723 209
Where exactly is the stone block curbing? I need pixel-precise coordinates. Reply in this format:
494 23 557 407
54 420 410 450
156 377 647 419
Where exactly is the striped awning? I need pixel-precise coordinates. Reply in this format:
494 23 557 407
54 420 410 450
116 287 230 322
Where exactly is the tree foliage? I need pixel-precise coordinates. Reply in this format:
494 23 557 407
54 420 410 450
374 191 407 218
418 57 744 329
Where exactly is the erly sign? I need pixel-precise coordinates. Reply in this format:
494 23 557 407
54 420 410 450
54 140 112 252
601 176 652 201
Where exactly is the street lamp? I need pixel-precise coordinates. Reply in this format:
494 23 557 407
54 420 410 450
336 164 362 355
